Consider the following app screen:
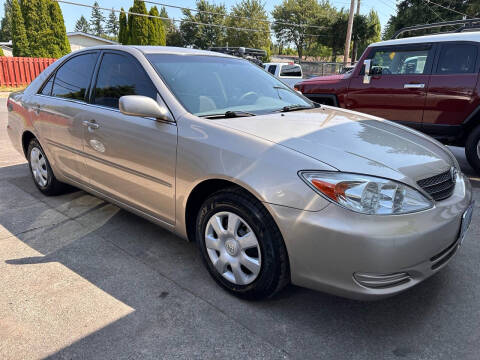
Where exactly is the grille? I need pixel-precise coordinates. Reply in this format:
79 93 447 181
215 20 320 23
417 169 455 201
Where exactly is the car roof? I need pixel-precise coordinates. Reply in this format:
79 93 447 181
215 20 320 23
74 45 235 58
370 31 480 47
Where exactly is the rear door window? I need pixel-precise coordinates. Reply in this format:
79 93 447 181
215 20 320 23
436 43 477 74
50 53 97 101
370 46 431 75
93 52 157 109
280 64 302 77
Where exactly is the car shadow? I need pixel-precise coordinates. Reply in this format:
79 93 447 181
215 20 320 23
1 158 479 359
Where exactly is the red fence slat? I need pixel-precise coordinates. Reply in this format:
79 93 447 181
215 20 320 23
0 56 56 87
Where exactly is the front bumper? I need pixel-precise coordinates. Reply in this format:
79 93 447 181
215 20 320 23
268 173 473 300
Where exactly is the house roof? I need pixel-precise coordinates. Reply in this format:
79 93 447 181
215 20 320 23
66 32 118 44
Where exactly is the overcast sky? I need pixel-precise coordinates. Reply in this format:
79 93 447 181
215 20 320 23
1 0 398 34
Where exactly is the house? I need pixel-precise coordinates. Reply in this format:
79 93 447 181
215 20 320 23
67 32 118 52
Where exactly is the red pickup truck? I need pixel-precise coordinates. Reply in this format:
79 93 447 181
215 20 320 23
296 32 480 173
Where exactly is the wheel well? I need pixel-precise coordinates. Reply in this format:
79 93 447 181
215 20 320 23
185 179 249 242
21 131 36 157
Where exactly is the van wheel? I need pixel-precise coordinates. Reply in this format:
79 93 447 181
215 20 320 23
195 188 289 300
27 138 67 195
465 126 480 174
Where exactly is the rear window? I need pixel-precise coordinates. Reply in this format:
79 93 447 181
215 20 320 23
280 64 302 77
436 44 477 74
267 65 276 75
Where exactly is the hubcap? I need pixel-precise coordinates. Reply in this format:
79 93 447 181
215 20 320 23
205 211 261 285
30 147 48 187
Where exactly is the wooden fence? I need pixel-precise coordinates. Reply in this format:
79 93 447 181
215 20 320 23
0 57 56 87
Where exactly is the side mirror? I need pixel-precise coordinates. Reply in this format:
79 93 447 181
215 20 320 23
119 95 173 122
363 59 372 84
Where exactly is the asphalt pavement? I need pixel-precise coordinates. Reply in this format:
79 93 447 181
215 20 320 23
0 98 479 360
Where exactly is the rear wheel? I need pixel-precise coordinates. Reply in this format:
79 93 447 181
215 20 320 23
27 138 67 195
465 126 480 174
195 188 289 300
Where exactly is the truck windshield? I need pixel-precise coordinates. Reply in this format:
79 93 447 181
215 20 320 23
146 54 312 117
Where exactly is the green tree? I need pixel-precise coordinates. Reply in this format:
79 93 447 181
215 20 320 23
11 0 28 56
383 0 468 39
75 15 90 33
225 0 270 52
106 9 119 38
20 0 52 57
0 0 12 42
180 0 227 49
325 10 348 62
118 8 128 44
129 0 149 45
147 6 166 45
90 1 105 36
272 0 333 61
159 7 183 47
47 1 70 57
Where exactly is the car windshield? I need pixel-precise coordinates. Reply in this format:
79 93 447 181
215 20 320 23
146 54 313 117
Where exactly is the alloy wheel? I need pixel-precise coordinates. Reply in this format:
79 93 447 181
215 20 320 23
204 211 261 285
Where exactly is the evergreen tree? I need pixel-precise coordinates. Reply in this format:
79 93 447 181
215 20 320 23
90 1 105 36
106 9 119 37
147 6 166 45
47 1 70 58
129 0 149 45
75 15 90 33
11 0 29 57
118 8 128 44
21 0 52 57
0 0 13 42
159 6 170 28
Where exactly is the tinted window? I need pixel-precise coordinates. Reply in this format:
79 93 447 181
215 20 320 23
437 44 477 74
267 65 276 74
40 77 54 96
51 53 97 100
280 64 302 77
94 53 157 109
371 47 430 75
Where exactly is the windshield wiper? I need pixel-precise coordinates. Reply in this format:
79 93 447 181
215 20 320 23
201 110 256 119
279 104 314 112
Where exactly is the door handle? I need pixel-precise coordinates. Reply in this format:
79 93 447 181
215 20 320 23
404 83 425 89
82 120 100 130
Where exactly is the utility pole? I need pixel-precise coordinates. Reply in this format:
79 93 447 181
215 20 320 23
352 0 361 62
343 0 355 66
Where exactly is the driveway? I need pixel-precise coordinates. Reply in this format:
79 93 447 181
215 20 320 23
0 98 479 360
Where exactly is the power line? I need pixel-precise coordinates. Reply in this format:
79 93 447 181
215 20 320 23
424 0 470 19
55 0 329 38
140 0 328 30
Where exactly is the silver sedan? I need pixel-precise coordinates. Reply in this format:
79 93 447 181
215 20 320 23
6 46 473 300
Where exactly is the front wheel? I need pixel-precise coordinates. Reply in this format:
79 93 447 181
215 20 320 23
465 126 480 174
195 188 289 300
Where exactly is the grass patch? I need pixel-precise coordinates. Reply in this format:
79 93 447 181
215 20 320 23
0 85 27 92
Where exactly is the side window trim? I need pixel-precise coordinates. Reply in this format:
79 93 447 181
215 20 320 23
366 44 434 75
37 51 99 102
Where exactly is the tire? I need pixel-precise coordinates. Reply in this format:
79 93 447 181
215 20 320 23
27 138 67 196
195 188 289 300
465 125 480 174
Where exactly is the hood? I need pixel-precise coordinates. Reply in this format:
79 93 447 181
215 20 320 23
215 107 454 185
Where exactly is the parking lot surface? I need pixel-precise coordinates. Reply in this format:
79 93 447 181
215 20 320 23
0 98 479 360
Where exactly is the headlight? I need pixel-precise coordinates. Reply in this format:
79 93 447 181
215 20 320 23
299 171 433 215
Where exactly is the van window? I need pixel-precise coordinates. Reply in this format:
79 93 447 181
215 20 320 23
436 44 477 74
280 64 302 77
267 65 276 75
50 53 97 100
370 47 430 75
